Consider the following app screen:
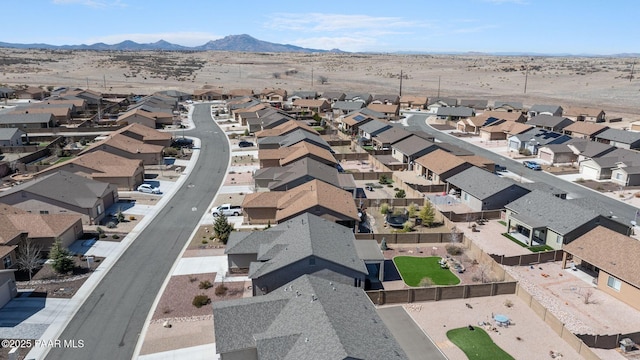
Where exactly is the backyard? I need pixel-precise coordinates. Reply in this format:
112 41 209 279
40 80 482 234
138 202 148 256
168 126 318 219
446 326 515 360
393 256 460 287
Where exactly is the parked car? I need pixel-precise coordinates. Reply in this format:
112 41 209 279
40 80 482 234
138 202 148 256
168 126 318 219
172 137 194 149
494 164 507 173
523 160 542 170
212 204 242 216
137 183 161 194
238 140 254 148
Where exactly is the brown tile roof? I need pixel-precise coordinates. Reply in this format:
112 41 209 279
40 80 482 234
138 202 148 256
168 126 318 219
228 89 254 97
117 108 172 122
258 142 337 166
116 123 172 142
563 107 604 117
415 149 469 174
459 155 494 168
255 120 319 138
486 121 532 135
367 103 398 114
0 245 17 259
562 121 608 136
0 215 24 245
11 107 70 117
564 226 640 288
39 150 143 178
0 203 27 215
242 180 358 222
476 111 524 122
80 133 163 156
399 95 428 105
292 99 328 108
3 213 80 239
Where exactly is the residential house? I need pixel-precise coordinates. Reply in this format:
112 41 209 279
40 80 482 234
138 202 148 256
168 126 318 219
578 151 636 180
0 269 17 308
11 105 72 124
371 94 399 105
519 182 567 199
249 107 295 131
253 157 356 194
288 91 317 101
447 167 530 212
332 100 365 115
0 203 83 253
479 121 532 142
255 120 320 139
0 171 117 224
212 274 408 359
344 93 372 105
562 226 640 311
492 100 524 113
366 103 399 119
69 89 102 107
115 123 172 147
504 190 600 250
508 128 572 155
257 129 331 151
458 154 496 173
537 144 577 165
567 139 616 163
527 115 574 132
318 91 345 103
154 90 192 102
16 86 49 100
528 104 563 118
459 99 488 111
258 142 337 168
436 106 474 121
227 89 254 98
414 149 474 183
193 88 225 101
357 119 392 146
0 128 25 147
242 180 359 228
562 121 608 140
399 95 428 110
341 111 376 135
116 108 174 129
36 150 145 191
435 142 475 156
0 87 15 99
259 88 287 107
371 126 412 150
594 128 640 150
563 107 606 123
456 116 493 134
0 113 56 129
78 133 164 165
291 99 331 113
611 161 640 186
427 97 457 111
391 136 439 168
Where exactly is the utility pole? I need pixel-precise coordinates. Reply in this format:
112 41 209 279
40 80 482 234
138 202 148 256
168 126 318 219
630 61 635 82
103 74 106 91
86 77 89 89
524 64 529 94
311 68 314 87
399 70 403 96
437 76 441 98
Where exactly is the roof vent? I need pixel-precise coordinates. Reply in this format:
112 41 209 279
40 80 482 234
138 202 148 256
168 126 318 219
305 337 309 343
295 290 301 297
310 294 317 302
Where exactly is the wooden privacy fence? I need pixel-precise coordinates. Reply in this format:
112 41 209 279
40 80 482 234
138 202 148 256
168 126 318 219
366 282 517 305
355 198 425 208
490 250 564 266
355 232 453 244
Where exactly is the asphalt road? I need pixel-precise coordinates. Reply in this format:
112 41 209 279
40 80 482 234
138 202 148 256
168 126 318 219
46 104 229 360
406 114 638 225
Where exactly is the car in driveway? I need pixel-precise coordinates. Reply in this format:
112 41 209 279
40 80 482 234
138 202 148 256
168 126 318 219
172 137 194 149
238 140 254 148
137 183 161 194
523 160 542 170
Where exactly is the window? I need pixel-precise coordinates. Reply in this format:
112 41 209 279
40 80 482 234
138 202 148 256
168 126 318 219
607 276 621 291
2 255 12 269
96 204 103 215
39 210 49 215
615 173 622 180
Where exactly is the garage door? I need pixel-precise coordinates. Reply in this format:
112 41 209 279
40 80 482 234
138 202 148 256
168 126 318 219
580 165 600 180
0 281 10 309
539 150 554 163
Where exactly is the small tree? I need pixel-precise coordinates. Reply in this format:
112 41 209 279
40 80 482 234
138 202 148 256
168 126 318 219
380 202 390 214
214 214 233 244
16 239 42 281
243 128 250 136
450 225 461 244
379 174 391 185
49 239 74 274
115 208 125 223
407 203 418 218
318 75 328 84
419 201 435 227
395 189 406 199
402 220 414 232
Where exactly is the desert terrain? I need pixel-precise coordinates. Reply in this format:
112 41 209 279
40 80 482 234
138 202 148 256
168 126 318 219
1 48 640 120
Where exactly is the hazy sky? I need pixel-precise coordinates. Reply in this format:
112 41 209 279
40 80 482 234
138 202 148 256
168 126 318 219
3 0 638 54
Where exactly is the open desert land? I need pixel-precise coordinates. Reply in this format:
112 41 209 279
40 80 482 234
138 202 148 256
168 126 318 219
2 48 640 120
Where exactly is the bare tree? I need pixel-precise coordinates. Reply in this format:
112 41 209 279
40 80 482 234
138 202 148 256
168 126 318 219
478 263 491 283
318 75 328 84
272 72 281 79
16 239 43 281
450 225 461 243
582 288 594 304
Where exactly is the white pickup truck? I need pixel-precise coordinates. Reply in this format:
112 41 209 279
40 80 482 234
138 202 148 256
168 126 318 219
212 204 242 216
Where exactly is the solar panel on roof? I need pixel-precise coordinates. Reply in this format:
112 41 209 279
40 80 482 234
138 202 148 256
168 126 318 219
354 115 365 121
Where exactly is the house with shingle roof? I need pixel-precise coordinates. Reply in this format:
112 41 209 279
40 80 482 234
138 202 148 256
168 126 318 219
225 213 369 294
0 113 56 129
289 91 317 101
436 106 475 120
0 87 15 99
528 104 563 118
537 144 577 165
399 95 428 110
0 171 117 224
193 88 225 101
492 100 523 112
257 129 331 151
563 107 606 123
414 149 474 183
566 139 616 162
36 150 144 190
16 86 49 100
479 120 532 141
253 157 356 193
391 135 439 167
341 112 375 135
562 226 640 311
594 128 640 150
242 180 359 228
504 190 601 250
578 148 640 180
115 123 172 147
371 127 412 150
371 94 399 105
291 99 331 113
255 120 319 139
213 273 408 359
154 90 191 102
459 99 488 111
258 142 337 168
319 91 345 103
11 104 72 123
344 93 372 104
508 128 572 155
366 103 399 119
357 119 392 145
332 100 365 115
611 161 640 186
259 88 287 106
447 167 530 212
116 108 173 128
427 97 457 110
0 203 83 255
527 115 574 132
79 133 164 165
562 121 608 140
0 128 25 147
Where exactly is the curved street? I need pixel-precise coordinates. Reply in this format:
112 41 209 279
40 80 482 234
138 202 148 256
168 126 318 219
406 114 639 225
46 104 229 360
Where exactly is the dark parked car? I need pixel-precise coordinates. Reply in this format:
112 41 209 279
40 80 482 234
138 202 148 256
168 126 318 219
172 137 193 149
238 140 254 148
494 164 507 173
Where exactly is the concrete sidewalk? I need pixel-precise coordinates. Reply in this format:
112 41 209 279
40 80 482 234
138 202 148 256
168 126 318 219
137 343 219 360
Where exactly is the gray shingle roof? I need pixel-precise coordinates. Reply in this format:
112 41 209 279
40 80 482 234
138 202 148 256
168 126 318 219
392 135 436 156
527 115 573 130
566 139 616 158
257 129 330 150
505 190 599 235
374 127 412 145
0 113 54 125
0 128 24 140
436 106 474 117
460 99 488 109
529 104 562 114
332 101 365 111
358 119 391 135
595 128 640 145
447 167 525 200
428 97 457 106
511 128 572 146
255 157 354 191
213 273 408 359
493 100 523 110
246 213 367 278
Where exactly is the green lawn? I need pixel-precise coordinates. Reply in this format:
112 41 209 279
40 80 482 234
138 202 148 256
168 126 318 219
393 256 460 287
502 233 554 252
447 327 515 360
54 156 73 164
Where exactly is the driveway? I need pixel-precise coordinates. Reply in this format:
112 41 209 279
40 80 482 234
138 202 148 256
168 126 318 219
377 306 446 360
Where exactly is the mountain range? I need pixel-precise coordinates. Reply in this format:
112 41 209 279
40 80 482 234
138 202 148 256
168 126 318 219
0 34 342 53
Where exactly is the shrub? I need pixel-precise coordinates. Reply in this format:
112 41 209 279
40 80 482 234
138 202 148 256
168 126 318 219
380 203 390 214
243 128 249 136
407 203 418 218
419 202 436 227
106 221 117 229
192 294 211 308
402 220 414 232
446 244 463 256
215 284 228 296
99 233 107 238
129 215 136 221
112 234 120 240
379 174 391 185
199 280 213 289
49 239 74 274
395 189 406 198
213 214 233 244
188 276 198 283
115 209 125 223
96 227 104 234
